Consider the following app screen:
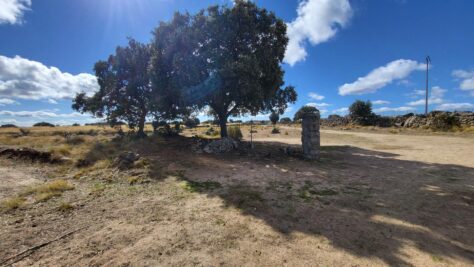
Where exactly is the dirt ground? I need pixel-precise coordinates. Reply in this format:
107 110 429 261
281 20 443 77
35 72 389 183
0 125 473 266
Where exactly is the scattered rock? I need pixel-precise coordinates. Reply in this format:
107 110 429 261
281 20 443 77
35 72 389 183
114 151 140 170
203 137 239 154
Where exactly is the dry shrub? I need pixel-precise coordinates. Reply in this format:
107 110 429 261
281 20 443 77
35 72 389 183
228 126 243 139
0 197 26 212
66 135 86 145
22 179 74 202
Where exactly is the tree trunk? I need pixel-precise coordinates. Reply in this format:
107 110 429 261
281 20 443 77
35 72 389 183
137 115 146 138
218 114 228 138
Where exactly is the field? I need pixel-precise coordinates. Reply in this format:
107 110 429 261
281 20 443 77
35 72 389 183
0 124 473 266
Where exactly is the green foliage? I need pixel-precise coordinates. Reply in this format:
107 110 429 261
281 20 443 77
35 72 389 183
33 122 55 127
269 112 280 125
271 127 280 134
151 1 297 137
430 112 460 131
184 117 200 128
349 100 374 125
72 39 153 136
293 106 319 121
228 126 243 140
279 117 292 124
179 180 221 192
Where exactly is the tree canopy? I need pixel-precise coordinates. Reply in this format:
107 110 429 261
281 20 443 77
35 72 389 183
349 100 374 125
73 39 152 136
74 1 297 138
294 106 319 122
150 0 297 137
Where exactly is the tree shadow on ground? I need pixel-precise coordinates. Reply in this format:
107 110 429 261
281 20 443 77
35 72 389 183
187 140 473 265
87 136 474 266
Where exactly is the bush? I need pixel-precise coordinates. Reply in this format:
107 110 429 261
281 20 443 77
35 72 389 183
349 100 374 126
33 122 55 127
228 126 243 139
19 128 30 136
184 117 200 128
205 127 220 136
0 124 18 128
72 123 81 127
279 117 292 124
294 106 319 121
430 112 460 131
271 127 280 134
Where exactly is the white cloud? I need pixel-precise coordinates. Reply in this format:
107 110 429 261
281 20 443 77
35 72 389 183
407 86 446 106
307 102 330 108
452 69 474 94
338 59 425 95
0 98 18 106
284 0 352 66
308 92 325 100
0 110 87 118
372 100 390 105
0 0 31 25
332 107 348 114
373 106 415 113
0 55 99 100
47 98 58 104
435 103 474 111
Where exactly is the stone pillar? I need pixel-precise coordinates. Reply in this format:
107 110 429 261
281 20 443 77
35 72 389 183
301 111 320 160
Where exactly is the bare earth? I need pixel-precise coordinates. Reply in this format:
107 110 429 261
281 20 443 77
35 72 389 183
1 126 473 266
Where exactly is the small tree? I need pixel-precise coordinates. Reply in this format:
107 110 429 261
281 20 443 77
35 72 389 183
279 117 292 124
269 112 280 126
349 100 373 125
72 39 152 137
294 106 319 122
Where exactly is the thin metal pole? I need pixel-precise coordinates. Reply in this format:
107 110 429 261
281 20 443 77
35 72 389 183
425 56 430 116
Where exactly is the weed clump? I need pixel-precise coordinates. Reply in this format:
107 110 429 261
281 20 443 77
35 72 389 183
179 180 222 192
0 197 26 212
22 179 74 202
228 126 243 140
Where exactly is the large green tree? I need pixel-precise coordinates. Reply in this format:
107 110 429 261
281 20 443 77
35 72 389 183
73 39 152 137
154 1 297 137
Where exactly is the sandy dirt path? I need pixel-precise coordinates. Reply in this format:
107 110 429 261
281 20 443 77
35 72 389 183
249 128 474 167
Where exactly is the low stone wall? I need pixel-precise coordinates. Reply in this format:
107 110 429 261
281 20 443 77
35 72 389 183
320 111 474 129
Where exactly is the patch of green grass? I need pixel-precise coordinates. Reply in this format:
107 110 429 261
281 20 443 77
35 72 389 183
431 255 443 262
179 180 222 192
0 197 26 212
227 185 264 209
91 182 107 193
297 182 338 202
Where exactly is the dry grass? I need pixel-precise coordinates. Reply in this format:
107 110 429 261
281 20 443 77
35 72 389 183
0 197 26 212
21 179 74 202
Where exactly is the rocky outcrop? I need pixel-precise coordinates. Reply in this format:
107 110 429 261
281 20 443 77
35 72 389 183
203 137 239 153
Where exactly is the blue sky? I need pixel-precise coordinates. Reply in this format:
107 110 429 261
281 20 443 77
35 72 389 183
1 0 474 126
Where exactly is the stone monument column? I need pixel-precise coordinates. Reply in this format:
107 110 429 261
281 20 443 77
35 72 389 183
301 110 321 160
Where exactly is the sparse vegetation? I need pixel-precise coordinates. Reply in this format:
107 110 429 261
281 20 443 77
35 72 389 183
21 179 74 202
228 126 243 140
0 197 26 212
